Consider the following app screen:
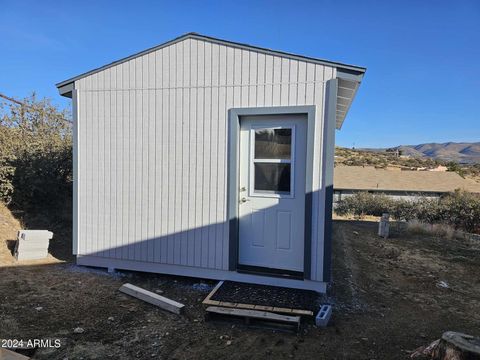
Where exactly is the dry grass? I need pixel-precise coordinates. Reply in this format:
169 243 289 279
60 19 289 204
406 220 456 240
0 203 23 266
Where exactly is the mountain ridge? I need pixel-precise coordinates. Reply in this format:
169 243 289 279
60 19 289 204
364 142 480 164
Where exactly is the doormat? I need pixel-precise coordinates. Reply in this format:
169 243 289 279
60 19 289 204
205 281 322 315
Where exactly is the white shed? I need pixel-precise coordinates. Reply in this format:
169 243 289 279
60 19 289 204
57 33 365 292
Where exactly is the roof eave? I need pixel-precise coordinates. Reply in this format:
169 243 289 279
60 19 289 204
335 69 365 130
55 32 366 92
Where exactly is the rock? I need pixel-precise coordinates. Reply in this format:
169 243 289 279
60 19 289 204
192 283 211 291
411 332 480 359
226 340 232 346
35 306 43 311
73 327 85 334
107 317 115 321
436 281 449 289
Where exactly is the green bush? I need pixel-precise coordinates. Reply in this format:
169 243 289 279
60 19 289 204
335 191 480 234
335 192 393 217
389 199 418 222
0 94 72 212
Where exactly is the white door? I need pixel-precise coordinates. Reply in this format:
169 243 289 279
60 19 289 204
238 114 307 273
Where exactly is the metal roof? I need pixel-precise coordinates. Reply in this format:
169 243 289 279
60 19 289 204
56 32 366 88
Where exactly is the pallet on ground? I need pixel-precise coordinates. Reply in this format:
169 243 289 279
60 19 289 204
205 306 301 331
202 281 314 316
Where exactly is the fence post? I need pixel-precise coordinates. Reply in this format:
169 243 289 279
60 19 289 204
378 213 390 239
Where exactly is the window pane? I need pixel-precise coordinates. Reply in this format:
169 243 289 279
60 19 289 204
254 163 291 193
255 128 291 159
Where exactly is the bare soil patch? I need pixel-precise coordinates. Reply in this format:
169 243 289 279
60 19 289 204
0 205 479 359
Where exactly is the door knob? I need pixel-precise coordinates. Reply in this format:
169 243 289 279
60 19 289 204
240 197 250 204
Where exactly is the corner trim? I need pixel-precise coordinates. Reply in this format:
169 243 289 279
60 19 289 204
322 80 338 282
72 89 79 255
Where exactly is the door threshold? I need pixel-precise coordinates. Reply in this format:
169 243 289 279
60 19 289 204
236 264 304 280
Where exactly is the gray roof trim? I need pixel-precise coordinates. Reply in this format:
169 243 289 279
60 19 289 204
56 32 366 88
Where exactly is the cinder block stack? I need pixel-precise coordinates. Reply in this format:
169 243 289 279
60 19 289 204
14 230 53 261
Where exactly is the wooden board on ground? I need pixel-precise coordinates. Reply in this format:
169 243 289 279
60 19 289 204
0 348 30 360
202 281 313 316
205 306 300 331
119 283 185 315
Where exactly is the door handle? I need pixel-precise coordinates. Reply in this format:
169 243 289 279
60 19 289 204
240 197 250 204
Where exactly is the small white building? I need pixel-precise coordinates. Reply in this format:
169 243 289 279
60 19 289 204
57 33 365 292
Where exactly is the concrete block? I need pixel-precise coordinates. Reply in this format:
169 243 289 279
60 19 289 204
315 304 332 328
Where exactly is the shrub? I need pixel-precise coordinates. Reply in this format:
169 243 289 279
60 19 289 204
0 94 72 213
440 190 480 233
389 199 418 222
334 191 480 234
335 192 393 217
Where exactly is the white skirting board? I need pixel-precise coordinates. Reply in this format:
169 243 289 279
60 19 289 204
77 255 327 293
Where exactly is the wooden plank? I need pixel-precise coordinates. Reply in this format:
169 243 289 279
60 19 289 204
239 303 255 309
290 309 314 316
253 305 274 312
219 301 237 307
0 349 30 360
203 299 220 306
202 281 223 303
273 307 293 313
206 306 300 327
119 283 184 315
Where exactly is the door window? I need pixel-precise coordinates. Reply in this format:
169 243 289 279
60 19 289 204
250 126 294 197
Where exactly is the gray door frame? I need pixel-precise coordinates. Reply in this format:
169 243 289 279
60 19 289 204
227 106 316 279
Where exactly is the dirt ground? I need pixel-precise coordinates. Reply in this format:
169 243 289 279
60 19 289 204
1 205 479 359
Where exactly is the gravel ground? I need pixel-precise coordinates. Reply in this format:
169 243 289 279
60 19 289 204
1 209 479 359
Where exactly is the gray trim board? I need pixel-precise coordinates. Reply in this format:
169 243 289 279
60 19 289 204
58 82 74 98
336 68 365 82
322 79 338 282
72 89 79 255
77 255 327 293
227 106 316 279
56 32 366 90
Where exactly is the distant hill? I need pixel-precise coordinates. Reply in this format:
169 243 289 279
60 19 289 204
335 145 480 183
364 142 480 164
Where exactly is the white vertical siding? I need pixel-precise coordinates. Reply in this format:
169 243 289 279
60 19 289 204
75 38 335 278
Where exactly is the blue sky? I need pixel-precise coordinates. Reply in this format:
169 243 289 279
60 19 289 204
1 0 479 148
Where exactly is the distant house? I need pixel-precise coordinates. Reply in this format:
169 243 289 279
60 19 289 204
428 165 448 172
334 166 480 202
